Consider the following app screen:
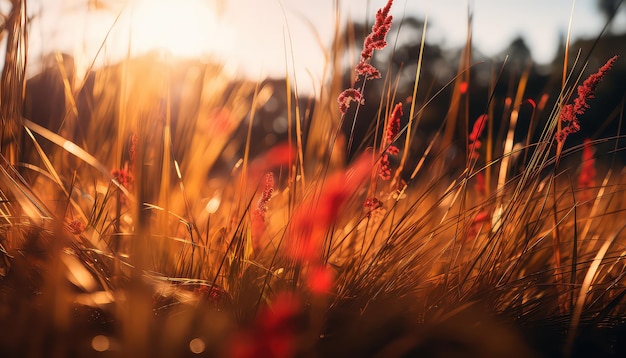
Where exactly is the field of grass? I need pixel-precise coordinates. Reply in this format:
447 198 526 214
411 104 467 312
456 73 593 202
0 0 626 356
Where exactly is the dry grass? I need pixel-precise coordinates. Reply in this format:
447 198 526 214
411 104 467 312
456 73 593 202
0 0 625 357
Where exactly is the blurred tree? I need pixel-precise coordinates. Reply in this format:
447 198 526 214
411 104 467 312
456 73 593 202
597 0 624 31
503 37 532 66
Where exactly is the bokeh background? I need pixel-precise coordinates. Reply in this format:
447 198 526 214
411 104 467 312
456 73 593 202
14 0 626 167
23 0 626 89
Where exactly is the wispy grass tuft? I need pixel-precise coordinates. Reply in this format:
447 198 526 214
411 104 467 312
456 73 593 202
0 0 625 357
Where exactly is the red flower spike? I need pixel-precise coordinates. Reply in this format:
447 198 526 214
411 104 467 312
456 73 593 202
251 173 274 251
379 154 392 180
229 293 301 358
263 143 295 169
257 173 274 216
557 56 618 143
364 197 383 211
474 210 489 224
286 218 317 263
193 284 226 305
459 81 469 94
111 168 133 188
307 265 335 295
385 103 402 151
465 210 489 242
337 88 364 115
355 62 381 80
469 114 488 143
386 145 399 156
578 139 596 201
467 210 490 241
340 0 395 111
377 102 403 180
287 155 373 263
250 143 295 181
361 0 394 61
468 114 487 161
364 197 383 218
211 108 232 133
66 219 85 235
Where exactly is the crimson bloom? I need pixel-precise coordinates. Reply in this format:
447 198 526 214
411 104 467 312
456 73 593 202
111 168 133 188
379 102 402 180
287 155 373 263
469 114 487 160
251 173 274 251
556 56 618 143
360 0 394 62
337 88 364 115
578 139 597 203
338 0 395 114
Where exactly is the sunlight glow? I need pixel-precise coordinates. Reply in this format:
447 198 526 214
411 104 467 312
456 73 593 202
205 195 221 214
127 0 233 58
189 338 206 354
91 335 110 352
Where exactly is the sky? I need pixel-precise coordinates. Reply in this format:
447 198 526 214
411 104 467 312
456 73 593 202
21 0 626 93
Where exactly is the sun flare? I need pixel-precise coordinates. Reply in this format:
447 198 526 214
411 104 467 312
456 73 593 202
126 0 232 58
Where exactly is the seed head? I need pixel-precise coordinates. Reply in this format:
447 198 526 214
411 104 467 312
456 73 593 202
556 56 618 143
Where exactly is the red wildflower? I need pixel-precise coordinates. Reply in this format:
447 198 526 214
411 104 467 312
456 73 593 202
257 173 274 217
386 146 400 155
337 88 364 115
469 114 487 161
364 197 383 217
287 155 373 262
578 139 596 202
307 265 335 295
468 210 490 241
111 168 133 188
361 0 394 61
251 173 274 251
459 81 469 94
469 114 487 143
229 293 301 358
210 107 232 133
378 103 403 180
385 103 402 153
340 0 394 112
474 211 489 225
355 62 381 80
66 219 85 235
250 143 295 180
556 56 618 143
379 154 392 180
285 211 318 262
193 284 227 305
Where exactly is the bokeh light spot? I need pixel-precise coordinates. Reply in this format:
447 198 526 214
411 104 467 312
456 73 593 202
91 335 110 352
189 337 206 354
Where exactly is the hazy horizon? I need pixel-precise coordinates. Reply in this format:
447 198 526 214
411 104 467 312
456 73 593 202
21 0 626 93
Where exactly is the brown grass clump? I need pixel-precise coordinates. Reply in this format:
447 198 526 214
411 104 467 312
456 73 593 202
0 0 625 357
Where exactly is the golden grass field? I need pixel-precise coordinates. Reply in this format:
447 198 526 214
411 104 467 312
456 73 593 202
1 0 626 356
